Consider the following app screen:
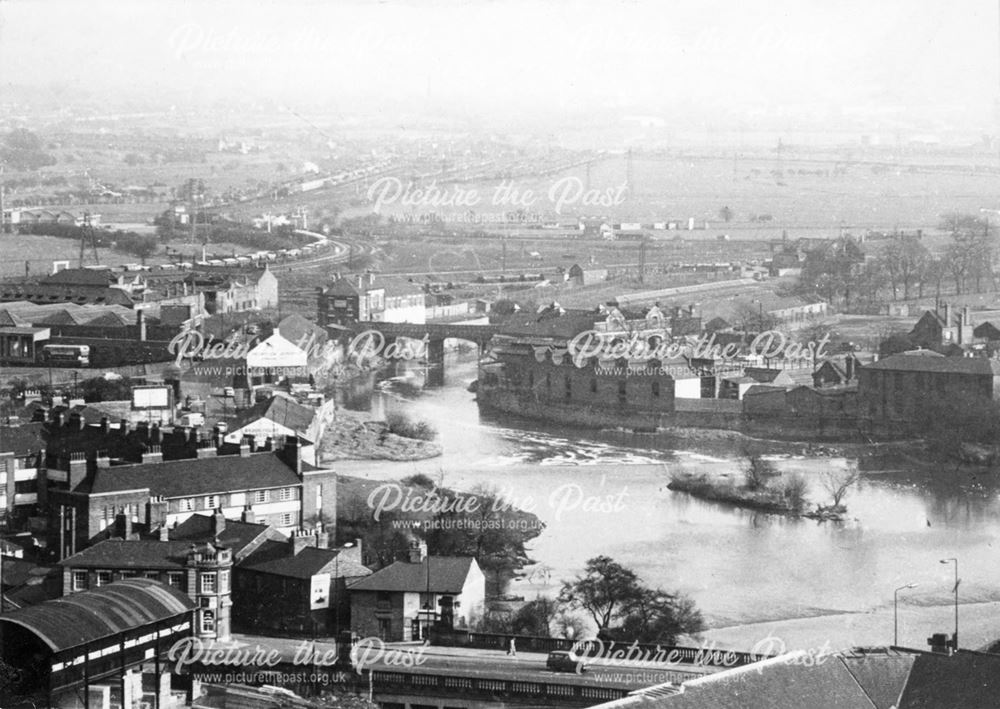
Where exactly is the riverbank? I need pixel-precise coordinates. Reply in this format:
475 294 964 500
319 410 442 462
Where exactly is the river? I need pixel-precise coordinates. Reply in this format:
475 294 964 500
332 355 1000 651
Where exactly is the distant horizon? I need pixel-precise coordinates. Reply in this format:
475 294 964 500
2 0 1000 137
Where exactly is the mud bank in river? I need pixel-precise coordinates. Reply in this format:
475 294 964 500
319 411 442 462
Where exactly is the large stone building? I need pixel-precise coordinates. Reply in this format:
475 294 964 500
858 350 1000 432
45 435 337 560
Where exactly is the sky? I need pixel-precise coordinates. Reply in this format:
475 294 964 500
0 0 998 127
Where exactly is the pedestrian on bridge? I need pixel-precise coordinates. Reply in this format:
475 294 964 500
507 637 517 657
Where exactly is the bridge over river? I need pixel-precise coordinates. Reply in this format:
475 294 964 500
343 321 499 386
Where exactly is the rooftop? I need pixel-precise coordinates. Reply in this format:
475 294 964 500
348 556 476 593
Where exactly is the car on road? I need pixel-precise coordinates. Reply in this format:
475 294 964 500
546 650 587 673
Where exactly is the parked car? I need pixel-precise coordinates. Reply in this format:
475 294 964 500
546 651 587 673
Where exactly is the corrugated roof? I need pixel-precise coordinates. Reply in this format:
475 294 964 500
348 557 475 593
0 578 194 653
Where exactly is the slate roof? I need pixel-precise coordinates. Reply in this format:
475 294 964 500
897 650 1000 708
238 540 370 579
348 557 476 593
41 268 119 286
0 309 26 327
278 313 326 348
497 308 601 340
744 367 793 384
81 451 301 497
862 353 1000 375
0 578 195 653
322 278 361 297
0 422 46 455
170 513 279 559
587 648 1000 709
58 540 196 570
229 394 316 439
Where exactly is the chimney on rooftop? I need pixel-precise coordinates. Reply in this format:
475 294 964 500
120 419 130 435
241 506 255 524
196 437 217 459
150 422 162 445
142 444 163 464
100 417 110 436
239 436 252 457
945 302 953 326
52 410 64 427
96 449 111 468
115 512 133 540
408 539 428 564
845 355 856 381
68 451 88 489
212 510 226 537
290 529 316 555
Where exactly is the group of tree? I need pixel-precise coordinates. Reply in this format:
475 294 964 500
337 476 544 595
793 214 998 311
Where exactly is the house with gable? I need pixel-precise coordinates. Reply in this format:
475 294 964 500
348 541 484 641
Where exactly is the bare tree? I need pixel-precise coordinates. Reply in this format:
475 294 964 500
822 466 860 509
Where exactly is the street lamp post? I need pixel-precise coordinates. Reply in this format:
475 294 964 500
893 583 917 646
940 558 959 650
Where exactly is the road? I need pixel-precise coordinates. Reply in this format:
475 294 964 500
221 635 713 691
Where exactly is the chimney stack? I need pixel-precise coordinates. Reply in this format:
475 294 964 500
115 513 133 539
150 422 162 445
67 451 88 489
142 444 163 464
96 449 111 468
239 436 252 457
120 419 130 435
212 510 226 537
241 506 255 524
52 410 64 427
945 302 953 327
146 495 168 534
291 529 316 555
100 417 110 436
196 437 217 459
408 539 428 564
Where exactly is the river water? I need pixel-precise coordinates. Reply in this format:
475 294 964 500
334 356 1000 646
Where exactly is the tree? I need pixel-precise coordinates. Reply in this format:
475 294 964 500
822 466 859 510
426 484 542 597
880 238 929 301
558 556 642 630
557 556 703 643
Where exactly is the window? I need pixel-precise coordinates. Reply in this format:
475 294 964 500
254 490 269 504
219 569 230 593
279 487 293 502
590 378 598 394
96 570 112 587
144 571 160 580
201 610 216 634
230 492 246 508
179 498 194 512
168 572 185 591
205 495 219 509
279 512 294 527
652 381 661 397
201 572 217 594
618 380 627 402
72 570 88 591
121 570 139 578
564 376 572 400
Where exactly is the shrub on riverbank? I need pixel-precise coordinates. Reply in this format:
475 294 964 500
386 411 437 441
668 469 807 514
